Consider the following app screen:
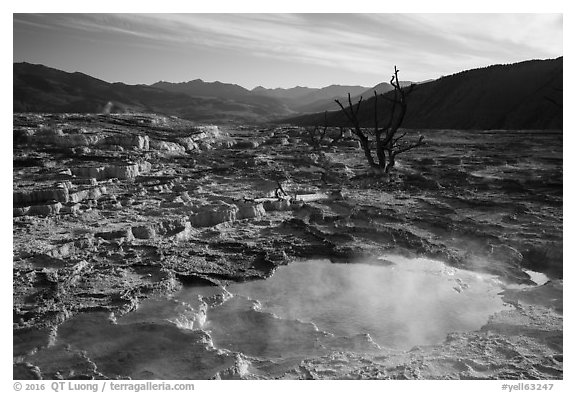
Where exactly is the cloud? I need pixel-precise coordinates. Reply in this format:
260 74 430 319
14 13 563 82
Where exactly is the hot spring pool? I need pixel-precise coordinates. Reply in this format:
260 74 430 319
22 256 542 379
173 256 512 355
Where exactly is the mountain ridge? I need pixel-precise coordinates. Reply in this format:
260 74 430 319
282 58 563 130
13 62 292 122
13 58 562 129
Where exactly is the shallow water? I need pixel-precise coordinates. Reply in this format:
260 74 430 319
525 269 550 286
20 256 544 379
182 256 511 354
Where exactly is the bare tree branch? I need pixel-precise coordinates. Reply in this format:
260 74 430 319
392 131 407 147
306 110 348 151
393 135 425 155
335 66 424 173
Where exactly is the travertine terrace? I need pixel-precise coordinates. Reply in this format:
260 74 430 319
13 113 562 379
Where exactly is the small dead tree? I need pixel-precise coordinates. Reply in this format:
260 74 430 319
306 111 345 151
335 66 424 174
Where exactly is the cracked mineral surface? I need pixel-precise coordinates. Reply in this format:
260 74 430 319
13 113 562 379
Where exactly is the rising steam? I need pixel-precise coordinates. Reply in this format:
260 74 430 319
102 101 113 115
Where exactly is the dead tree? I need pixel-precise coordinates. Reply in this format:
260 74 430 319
335 66 424 174
306 111 345 151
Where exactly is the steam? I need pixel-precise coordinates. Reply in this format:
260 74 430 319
42 258 511 378
102 101 113 115
220 256 508 351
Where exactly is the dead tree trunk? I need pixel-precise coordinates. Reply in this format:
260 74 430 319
306 111 346 151
335 66 424 174
306 111 328 151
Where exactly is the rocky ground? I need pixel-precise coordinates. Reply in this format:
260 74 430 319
13 113 562 379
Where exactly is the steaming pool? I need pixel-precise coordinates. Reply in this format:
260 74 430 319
175 256 513 352
25 256 547 379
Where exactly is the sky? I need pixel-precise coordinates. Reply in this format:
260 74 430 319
13 13 564 90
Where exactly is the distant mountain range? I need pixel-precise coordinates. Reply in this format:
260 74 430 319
150 79 291 117
251 84 368 113
13 63 293 122
284 58 563 130
152 80 374 113
14 58 562 129
13 62 371 122
153 79 253 100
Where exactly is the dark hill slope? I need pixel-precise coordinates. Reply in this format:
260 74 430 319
283 58 563 130
14 62 188 114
